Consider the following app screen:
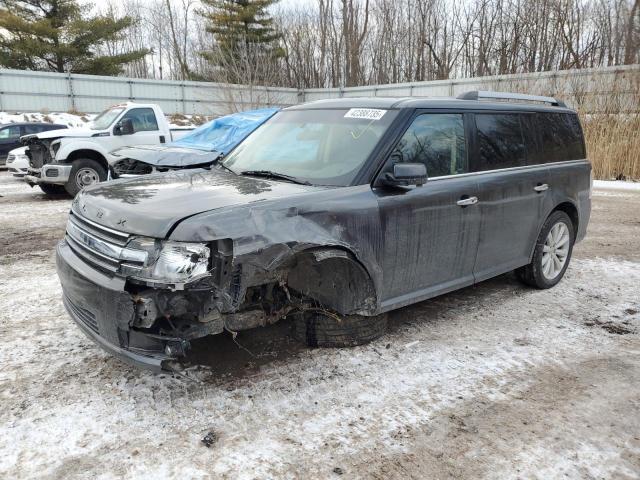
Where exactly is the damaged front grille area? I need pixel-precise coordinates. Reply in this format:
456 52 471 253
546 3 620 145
24 138 50 169
65 211 146 274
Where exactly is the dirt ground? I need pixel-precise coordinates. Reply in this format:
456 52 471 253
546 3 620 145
0 171 638 479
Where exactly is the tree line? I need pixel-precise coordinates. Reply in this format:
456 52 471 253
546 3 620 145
0 0 638 88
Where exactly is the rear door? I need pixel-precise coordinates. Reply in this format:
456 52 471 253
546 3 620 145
472 112 550 282
374 111 481 310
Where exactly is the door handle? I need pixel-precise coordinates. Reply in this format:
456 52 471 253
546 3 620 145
457 196 478 207
534 183 549 192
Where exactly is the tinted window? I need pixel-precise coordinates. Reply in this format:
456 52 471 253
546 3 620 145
392 113 467 177
473 113 525 171
0 125 21 140
23 124 61 134
121 108 159 132
536 113 585 163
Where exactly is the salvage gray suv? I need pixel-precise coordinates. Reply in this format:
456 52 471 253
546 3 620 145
56 92 591 371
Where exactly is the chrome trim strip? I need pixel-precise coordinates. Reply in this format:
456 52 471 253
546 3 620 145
65 235 120 273
69 213 128 247
66 220 147 264
428 159 588 182
69 210 130 240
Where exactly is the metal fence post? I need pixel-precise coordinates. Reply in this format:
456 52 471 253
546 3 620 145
67 72 75 111
181 83 187 114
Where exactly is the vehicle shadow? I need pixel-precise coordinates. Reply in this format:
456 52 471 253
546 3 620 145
184 273 521 382
184 318 306 381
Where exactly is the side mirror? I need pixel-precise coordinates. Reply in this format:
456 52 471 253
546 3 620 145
114 118 134 136
384 162 427 187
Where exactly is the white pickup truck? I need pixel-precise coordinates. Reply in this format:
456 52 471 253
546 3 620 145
23 103 192 196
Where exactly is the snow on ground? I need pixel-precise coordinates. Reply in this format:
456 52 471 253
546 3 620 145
0 111 209 129
0 111 96 128
593 179 640 191
0 173 639 479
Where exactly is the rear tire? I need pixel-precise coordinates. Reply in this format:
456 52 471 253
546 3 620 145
293 311 388 348
516 210 575 289
38 183 68 196
65 158 107 197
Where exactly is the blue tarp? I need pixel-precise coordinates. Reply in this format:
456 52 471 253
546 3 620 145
169 108 279 153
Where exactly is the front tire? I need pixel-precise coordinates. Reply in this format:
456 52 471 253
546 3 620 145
65 158 107 197
38 183 68 196
516 210 575 289
293 311 388 348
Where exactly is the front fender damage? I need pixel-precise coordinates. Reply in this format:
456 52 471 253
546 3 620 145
128 190 382 366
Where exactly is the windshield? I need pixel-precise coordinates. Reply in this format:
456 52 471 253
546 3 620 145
220 108 398 186
91 107 125 130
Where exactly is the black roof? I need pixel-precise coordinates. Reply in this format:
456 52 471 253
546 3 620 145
0 121 67 127
286 96 576 114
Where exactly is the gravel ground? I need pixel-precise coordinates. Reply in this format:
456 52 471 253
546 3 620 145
0 171 639 480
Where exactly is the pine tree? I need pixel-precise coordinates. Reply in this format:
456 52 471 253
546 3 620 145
0 0 149 75
200 0 284 83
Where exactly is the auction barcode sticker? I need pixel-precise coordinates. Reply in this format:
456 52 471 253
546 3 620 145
344 108 387 120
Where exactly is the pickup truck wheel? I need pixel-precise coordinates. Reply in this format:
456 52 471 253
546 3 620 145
65 159 107 196
38 183 68 196
516 210 575 289
293 311 388 348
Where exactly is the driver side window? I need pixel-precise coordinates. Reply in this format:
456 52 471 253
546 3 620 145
120 108 159 133
392 113 468 177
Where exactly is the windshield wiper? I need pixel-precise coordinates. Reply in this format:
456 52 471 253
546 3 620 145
216 162 235 174
240 170 311 185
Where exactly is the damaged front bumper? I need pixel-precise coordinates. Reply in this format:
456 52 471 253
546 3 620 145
25 164 71 186
56 240 203 371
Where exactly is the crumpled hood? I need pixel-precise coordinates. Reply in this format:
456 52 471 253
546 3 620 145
25 127 96 140
111 145 221 168
74 168 325 238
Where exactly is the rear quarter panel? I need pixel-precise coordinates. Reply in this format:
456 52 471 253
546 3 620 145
545 160 592 243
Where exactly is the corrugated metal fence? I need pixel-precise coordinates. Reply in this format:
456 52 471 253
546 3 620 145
0 64 637 115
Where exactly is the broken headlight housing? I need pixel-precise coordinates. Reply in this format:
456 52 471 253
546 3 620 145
121 237 210 285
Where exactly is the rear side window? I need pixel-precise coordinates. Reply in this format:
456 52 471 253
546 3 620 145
536 113 585 163
473 113 526 171
23 124 58 134
392 113 467 177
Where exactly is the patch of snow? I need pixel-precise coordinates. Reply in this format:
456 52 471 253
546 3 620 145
0 111 209 129
593 180 640 191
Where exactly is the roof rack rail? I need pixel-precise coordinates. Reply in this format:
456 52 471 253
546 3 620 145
457 90 566 107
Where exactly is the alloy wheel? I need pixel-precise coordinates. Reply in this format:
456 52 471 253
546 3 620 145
541 221 570 280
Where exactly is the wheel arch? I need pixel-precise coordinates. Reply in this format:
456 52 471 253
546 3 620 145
551 201 579 235
67 149 108 170
285 246 379 316
528 200 579 262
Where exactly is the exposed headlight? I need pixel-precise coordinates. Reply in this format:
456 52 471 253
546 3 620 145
121 237 210 285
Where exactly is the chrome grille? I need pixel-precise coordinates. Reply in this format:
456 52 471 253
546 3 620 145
65 211 147 273
6 154 15 163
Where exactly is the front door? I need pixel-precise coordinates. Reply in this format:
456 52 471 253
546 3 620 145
374 112 481 311
109 107 163 150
